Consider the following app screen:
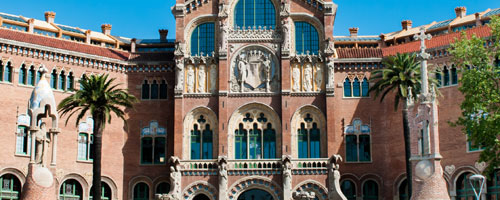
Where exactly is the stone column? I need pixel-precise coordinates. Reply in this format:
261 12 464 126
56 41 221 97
328 155 347 200
49 128 60 166
29 128 38 163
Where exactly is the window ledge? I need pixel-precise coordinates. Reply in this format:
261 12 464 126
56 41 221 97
345 161 373 164
76 160 93 164
342 96 370 99
437 84 458 89
139 163 166 166
0 81 13 85
466 149 484 153
14 153 30 158
18 84 35 88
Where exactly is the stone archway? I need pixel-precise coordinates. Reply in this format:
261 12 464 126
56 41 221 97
183 106 218 160
290 105 327 158
293 180 328 200
182 181 217 200
228 177 281 200
227 102 282 159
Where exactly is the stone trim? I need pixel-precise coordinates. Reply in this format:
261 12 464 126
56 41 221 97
128 175 154 200
290 105 327 158
182 181 217 200
227 176 282 200
182 106 219 160
293 180 328 200
0 167 26 185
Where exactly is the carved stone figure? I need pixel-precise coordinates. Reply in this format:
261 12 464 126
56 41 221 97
175 59 184 91
231 48 277 93
281 19 291 52
35 122 50 165
315 64 323 91
326 59 335 88
210 65 217 93
293 191 316 200
292 66 301 92
198 65 206 93
168 157 182 200
218 157 228 200
219 20 229 52
280 0 290 16
174 42 185 56
237 53 247 92
186 66 195 93
263 55 272 92
282 156 293 200
303 65 313 92
324 38 335 55
218 2 228 17
328 155 347 200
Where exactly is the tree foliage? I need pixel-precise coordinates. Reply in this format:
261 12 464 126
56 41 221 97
449 15 500 175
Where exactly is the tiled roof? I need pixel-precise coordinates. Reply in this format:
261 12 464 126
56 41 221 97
336 48 383 59
0 28 130 60
428 19 454 30
136 39 175 44
484 8 500 18
382 25 491 56
129 52 174 62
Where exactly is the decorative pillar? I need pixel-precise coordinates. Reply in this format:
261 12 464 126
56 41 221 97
327 155 347 200
49 128 60 166
409 27 450 200
282 155 292 200
218 156 228 200
29 128 38 163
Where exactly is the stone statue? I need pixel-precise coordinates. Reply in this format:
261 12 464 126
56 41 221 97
262 55 272 92
218 157 228 200
35 122 50 165
186 65 195 93
293 191 316 200
326 59 335 88
198 65 206 93
219 20 229 52
174 42 185 57
280 0 290 16
218 2 228 17
303 65 313 92
328 155 347 200
315 64 323 91
168 157 182 200
175 59 184 91
237 53 247 92
210 65 217 93
292 66 301 92
282 155 293 200
324 38 335 55
281 19 291 52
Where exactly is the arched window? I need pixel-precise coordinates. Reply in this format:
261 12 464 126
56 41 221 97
50 69 57 89
90 182 112 200
59 71 66 90
191 23 215 56
28 65 36 86
352 78 361 97
234 0 276 29
4 62 12 83
77 117 94 161
190 115 214 160
456 172 475 199
487 170 500 199
295 22 319 55
0 174 22 199
155 182 170 196
67 72 74 91
362 180 378 200
159 80 167 99
399 179 409 200
443 67 450 86
141 121 167 164
193 194 211 200
344 78 352 97
435 71 442 87
235 113 276 159
451 66 458 85
133 182 149 200
345 119 371 162
59 179 83 200
341 180 356 200
151 80 159 99
298 114 321 158
142 80 150 100
237 189 273 200
362 78 369 97
0 60 3 81
80 75 87 91
19 64 27 85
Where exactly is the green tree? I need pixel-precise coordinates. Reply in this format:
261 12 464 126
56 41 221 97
369 53 423 198
57 74 137 200
449 15 500 175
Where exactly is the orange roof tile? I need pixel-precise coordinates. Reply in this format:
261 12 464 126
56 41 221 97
336 48 383 58
382 25 492 56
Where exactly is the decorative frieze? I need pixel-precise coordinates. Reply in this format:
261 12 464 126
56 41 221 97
183 55 217 94
230 47 279 93
290 54 325 93
228 27 282 43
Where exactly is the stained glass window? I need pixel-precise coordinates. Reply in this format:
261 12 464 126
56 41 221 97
298 114 321 159
191 23 215 56
235 113 276 159
234 0 276 29
345 119 371 162
141 121 167 164
295 22 319 55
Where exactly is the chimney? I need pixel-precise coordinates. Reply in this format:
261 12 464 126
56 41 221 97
379 34 386 47
44 11 56 23
455 7 467 18
28 19 35 33
349 27 359 37
401 20 412 30
101 24 112 35
131 38 137 53
85 30 92 44
475 13 482 26
159 29 168 41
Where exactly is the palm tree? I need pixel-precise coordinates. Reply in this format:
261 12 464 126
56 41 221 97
58 74 137 200
369 53 422 198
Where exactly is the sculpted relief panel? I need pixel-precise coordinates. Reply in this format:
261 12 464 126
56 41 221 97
230 47 280 93
183 56 218 94
291 56 324 93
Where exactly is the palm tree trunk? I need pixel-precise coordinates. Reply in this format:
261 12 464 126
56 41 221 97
92 112 104 200
402 100 412 198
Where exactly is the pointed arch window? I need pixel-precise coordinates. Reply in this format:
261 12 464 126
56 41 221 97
443 67 450 86
133 182 149 200
345 119 371 162
234 0 276 29
352 78 361 97
16 114 31 155
77 117 94 161
340 180 356 200
295 22 319 55
0 174 22 199
59 71 66 90
451 66 458 85
435 71 442 87
456 172 475 199
67 72 74 91
298 114 321 158
160 80 167 99
362 78 369 97
151 80 159 99
190 115 213 160
344 78 352 97
4 62 12 83
362 180 378 200
140 121 167 164
50 69 57 89
19 64 27 85
28 66 36 86
142 80 150 99
235 113 276 159
191 23 215 56
59 179 83 200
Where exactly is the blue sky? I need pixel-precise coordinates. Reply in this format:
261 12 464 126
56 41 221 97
1 0 499 39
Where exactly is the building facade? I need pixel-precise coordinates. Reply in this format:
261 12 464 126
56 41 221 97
0 0 499 199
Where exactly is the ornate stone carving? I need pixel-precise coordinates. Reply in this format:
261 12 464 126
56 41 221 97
315 64 323 89
218 156 228 200
326 58 334 88
293 191 316 200
210 65 217 92
282 155 293 200
324 38 335 55
175 59 184 91
228 27 282 43
475 161 487 173
219 20 229 55
280 0 290 17
218 2 228 18
290 55 325 93
230 48 278 93
281 19 291 53
303 64 313 92
292 65 301 92
168 157 182 200
174 42 185 57
34 122 50 165
328 155 347 200
197 65 206 93
186 65 195 93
